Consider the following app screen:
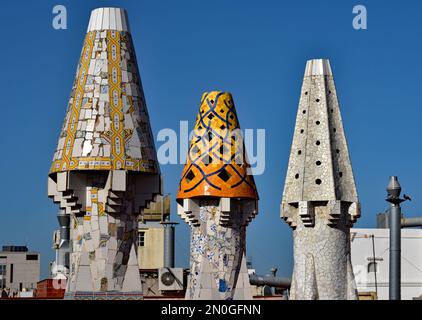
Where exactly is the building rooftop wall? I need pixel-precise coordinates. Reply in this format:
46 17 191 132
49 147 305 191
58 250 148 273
351 227 422 300
1 246 29 252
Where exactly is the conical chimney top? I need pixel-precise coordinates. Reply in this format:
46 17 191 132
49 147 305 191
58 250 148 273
49 8 159 175
177 91 258 200
282 59 358 204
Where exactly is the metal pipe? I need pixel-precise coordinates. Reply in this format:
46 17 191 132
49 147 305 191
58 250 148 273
401 217 422 228
371 234 378 297
161 221 178 268
249 274 291 289
376 212 422 228
386 176 404 300
57 211 70 270
389 204 401 300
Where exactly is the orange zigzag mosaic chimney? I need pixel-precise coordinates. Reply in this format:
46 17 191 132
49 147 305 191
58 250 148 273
177 91 258 300
177 91 258 200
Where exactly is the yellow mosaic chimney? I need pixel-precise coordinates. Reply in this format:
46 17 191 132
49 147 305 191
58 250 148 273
47 8 161 300
49 8 159 175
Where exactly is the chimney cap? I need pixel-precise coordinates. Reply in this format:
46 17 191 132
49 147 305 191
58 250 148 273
304 59 332 77
87 7 130 33
387 176 402 199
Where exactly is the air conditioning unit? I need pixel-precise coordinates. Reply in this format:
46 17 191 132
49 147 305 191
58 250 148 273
158 268 184 291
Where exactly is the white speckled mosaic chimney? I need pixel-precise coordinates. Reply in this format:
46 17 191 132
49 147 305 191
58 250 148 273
48 8 161 300
281 59 360 300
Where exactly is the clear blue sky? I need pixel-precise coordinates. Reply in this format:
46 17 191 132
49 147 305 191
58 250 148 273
1 0 422 279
